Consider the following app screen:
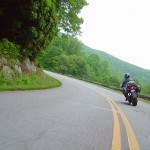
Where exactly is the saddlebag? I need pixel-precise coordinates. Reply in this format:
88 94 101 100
136 85 141 93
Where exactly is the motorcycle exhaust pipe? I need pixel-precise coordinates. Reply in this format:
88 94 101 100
128 93 131 96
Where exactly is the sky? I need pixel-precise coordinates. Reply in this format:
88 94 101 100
77 0 150 70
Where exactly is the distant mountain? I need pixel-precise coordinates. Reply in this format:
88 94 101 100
83 45 150 84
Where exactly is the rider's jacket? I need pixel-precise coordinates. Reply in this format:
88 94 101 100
121 78 132 88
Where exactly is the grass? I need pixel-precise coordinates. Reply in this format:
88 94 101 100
0 71 61 91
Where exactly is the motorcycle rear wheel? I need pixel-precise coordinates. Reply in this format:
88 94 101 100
132 98 137 106
128 100 132 104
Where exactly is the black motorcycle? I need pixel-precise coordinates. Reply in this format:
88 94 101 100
124 81 141 106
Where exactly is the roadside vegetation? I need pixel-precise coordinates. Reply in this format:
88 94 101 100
39 34 150 96
0 0 88 91
39 35 120 88
0 71 61 91
0 37 61 91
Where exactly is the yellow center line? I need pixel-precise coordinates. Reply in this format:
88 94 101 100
99 92 121 150
80 82 140 150
110 99 140 150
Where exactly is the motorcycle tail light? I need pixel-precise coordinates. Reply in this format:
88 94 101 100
130 86 134 90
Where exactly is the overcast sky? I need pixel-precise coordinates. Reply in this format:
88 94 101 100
78 0 150 70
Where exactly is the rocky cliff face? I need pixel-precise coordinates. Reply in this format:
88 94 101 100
0 57 37 79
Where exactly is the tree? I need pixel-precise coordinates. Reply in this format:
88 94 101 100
39 45 63 70
0 0 88 60
58 0 88 35
87 54 102 76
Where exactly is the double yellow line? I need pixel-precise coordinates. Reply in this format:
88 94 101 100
82 83 140 150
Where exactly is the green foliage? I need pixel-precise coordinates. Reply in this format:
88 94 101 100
132 78 141 86
83 45 150 84
0 71 61 91
144 84 150 96
140 83 150 96
39 34 121 87
58 0 88 35
0 0 88 60
83 44 150 94
109 75 121 87
0 39 20 59
56 54 88 78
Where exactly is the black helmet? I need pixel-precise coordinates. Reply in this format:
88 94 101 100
124 73 130 79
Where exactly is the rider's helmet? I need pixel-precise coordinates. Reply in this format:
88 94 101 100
124 73 130 79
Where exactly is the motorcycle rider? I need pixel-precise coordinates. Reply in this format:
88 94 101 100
121 73 132 100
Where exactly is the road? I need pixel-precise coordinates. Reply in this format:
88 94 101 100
0 71 150 150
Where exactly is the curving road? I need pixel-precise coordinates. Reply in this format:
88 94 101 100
0 70 150 150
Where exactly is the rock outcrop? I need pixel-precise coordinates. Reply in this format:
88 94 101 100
2 66 14 79
0 57 37 79
22 58 37 73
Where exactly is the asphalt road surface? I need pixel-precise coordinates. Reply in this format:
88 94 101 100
0 71 150 150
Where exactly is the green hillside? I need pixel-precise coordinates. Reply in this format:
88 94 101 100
83 45 150 84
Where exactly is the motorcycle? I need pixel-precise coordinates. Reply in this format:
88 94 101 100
124 81 141 106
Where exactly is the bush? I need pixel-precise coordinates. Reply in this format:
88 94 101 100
0 39 20 59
